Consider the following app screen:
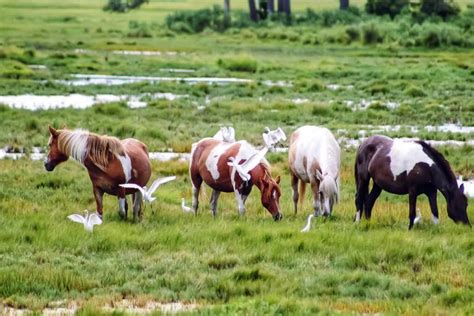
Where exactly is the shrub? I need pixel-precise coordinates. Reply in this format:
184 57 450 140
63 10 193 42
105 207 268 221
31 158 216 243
127 20 152 38
166 5 227 33
217 56 258 73
346 26 361 41
363 24 384 44
366 0 409 18
405 85 426 97
0 60 34 79
103 0 148 13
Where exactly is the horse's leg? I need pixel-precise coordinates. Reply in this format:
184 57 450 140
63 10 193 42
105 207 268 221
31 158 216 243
364 183 382 220
191 175 202 215
93 186 105 219
291 173 299 215
117 187 128 220
234 190 246 216
354 178 369 223
408 190 418 230
133 190 143 222
310 179 321 217
427 188 439 225
210 190 220 217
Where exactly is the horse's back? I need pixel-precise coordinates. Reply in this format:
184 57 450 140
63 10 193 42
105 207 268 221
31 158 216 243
121 138 151 186
190 138 260 192
289 125 339 180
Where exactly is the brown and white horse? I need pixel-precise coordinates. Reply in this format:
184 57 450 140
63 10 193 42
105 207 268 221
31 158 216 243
289 126 340 216
44 126 151 221
355 135 470 229
189 138 283 220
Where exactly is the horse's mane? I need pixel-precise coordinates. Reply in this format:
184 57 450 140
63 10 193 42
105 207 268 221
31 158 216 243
416 140 456 185
58 129 125 169
320 176 339 204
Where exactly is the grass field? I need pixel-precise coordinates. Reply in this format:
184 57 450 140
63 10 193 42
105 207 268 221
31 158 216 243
0 0 473 314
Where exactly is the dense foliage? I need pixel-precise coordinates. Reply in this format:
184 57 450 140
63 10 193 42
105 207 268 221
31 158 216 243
365 0 409 18
103 0 148 13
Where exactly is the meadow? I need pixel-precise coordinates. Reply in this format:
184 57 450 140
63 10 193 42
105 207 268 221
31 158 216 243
0 0 473 314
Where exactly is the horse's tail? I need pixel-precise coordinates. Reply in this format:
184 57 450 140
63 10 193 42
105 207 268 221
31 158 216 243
299 181 306 209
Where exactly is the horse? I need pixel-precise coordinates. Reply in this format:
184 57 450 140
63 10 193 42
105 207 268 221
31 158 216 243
288 125 340 216
189 138 283 220
355 135 470 229
44 126 151 221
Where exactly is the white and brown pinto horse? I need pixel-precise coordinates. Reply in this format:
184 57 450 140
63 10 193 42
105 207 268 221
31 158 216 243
189 138 282 220
44 126 151 221
289 126 340 216
355 135 470 229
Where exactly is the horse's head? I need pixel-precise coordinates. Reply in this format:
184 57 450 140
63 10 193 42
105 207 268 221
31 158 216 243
259 175 282 221
316 171 339 216
44 126 68 171
448 184 470 226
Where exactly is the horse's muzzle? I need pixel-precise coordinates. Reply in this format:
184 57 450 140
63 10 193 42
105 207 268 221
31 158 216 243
44 161 55 172
273 212 283 221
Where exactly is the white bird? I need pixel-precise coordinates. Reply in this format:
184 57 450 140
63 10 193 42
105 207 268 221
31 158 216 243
263 127 286 148
181 198 193 213
67 210 102 233
213 126 235 143
227 146 268 182
119 176 176 203
301 214 315 233
413 208 422 225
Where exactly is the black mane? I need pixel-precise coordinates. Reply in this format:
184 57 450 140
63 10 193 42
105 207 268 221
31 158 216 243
416 140 457 185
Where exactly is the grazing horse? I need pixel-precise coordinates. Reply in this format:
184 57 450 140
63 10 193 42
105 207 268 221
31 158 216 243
189 138 282 220
355 135 470 229
289 125 340 216
44 126 151 221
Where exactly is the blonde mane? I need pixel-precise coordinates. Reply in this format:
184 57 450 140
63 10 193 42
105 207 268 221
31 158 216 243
57 129 125 169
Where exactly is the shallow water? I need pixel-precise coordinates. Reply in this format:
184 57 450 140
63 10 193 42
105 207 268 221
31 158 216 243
0 93 186 110
343 99 400 110
56 74 253 86
112 50 186 57
1 299 197 315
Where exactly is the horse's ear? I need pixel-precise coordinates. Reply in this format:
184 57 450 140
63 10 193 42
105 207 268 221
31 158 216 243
460 183 465 193
49 125 58 137
315 170 323 182
275 175 281 184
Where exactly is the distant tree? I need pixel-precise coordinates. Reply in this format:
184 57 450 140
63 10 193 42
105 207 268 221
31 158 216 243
420 0 460 20
224 0 231 26
366 0 408 18
278 0 291 16
340 0 350 10
267 0 275 14
249 0 259 21
103 0 148 12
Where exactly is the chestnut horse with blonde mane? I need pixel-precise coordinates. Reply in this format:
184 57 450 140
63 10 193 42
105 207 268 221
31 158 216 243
44 126 151 221
190 138 283 220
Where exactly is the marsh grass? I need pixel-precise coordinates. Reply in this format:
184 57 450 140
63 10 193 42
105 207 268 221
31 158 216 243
0 151 473 314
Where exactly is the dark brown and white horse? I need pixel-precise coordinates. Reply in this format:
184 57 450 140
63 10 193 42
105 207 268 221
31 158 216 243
189 138 282 220
44 126 151 221
355 135 470 229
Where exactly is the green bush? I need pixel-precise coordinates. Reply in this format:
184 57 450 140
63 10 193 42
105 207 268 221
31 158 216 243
366 0 409 18
127 20 152 38
363 23 384 44
217 56 258 73
166 5 227 33
405 85 426 97
346 26 361 41
103 0 148 12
